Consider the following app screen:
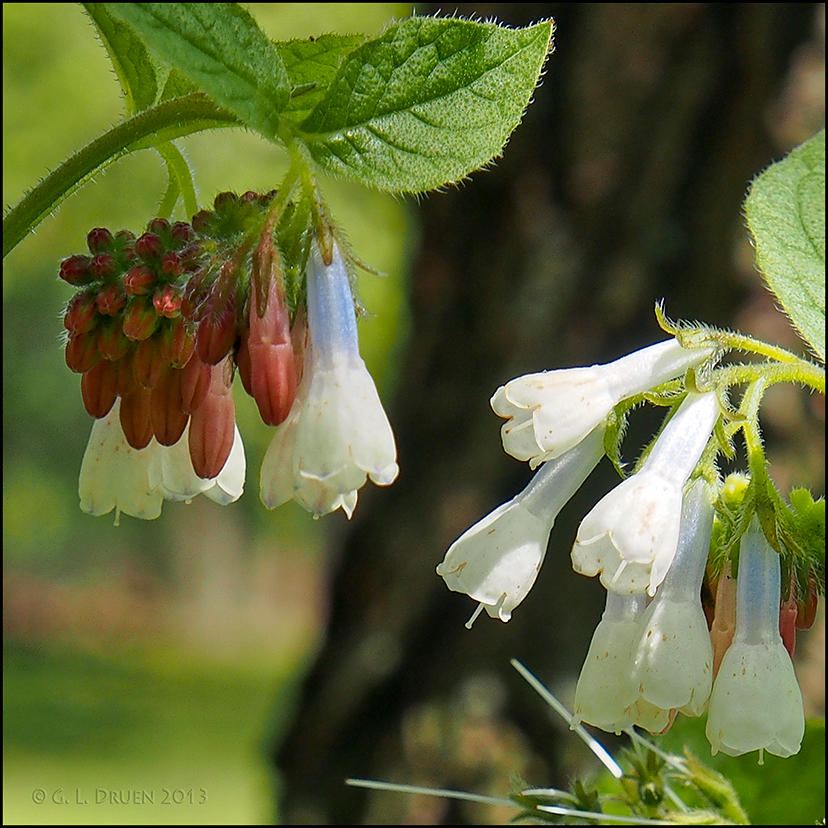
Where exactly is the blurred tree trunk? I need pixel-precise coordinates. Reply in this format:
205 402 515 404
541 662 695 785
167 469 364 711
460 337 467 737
272 4 821 823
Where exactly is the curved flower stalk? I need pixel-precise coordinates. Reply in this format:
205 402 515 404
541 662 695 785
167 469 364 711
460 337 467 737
436 425 605 625
571 391 720 596
573 591 671 734
79 400 245 522
629 479 715 717
491 339 714 468
705 517 805 758
260 238 398 518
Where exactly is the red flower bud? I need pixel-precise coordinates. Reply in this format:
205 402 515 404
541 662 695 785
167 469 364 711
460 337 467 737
90 253 118 280
165 318 196 367
65 332 101 373
122 297 160 341
795 573 819 630
120 387 154 450
81 359 118 419
150 366 189 446
64 292 99 335
196 296 237 365
160 251 182 278
124 265 157 296
188 358 236 479
171 221 195 246
133 337 168 390
95 283 127 316
97 321 131 361
87 227 114 254
59 254 93 286
153 284 182 318
191 210 212 233
148 217 170 237
179 354 212 413
136 232 164 262
213 191 237 213
779 589 798 658
246 275 296 425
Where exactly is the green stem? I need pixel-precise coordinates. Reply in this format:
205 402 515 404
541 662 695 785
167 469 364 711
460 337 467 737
3 94 239 258
711 360 825 395
155 141 199 219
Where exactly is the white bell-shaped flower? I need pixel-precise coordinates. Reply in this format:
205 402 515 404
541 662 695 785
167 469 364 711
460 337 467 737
630 479 715 716
79 401 245 522
437 426 605 624
491 339 713 468
260 238 397 518
571 391 719 596
705 517 805 758
573 591 670 734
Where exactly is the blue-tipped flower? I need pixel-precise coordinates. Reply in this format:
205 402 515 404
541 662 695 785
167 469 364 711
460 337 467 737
260 238 398 518
705 517 805 758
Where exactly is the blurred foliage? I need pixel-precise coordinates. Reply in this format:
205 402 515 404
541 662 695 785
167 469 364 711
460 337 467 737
3 2 411 824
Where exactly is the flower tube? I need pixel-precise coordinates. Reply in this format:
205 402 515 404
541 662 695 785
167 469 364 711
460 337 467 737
491 339 713 468
705 518 805 758
260 238 398 518
629 479 715 716
571 391 719 596
437 425 605 624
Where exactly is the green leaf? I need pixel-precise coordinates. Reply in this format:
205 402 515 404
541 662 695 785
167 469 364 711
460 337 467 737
298 16 555 193
83 3 158 114
276 34 368 124
159 68 198 102
104 3 291 138
745 129 826 361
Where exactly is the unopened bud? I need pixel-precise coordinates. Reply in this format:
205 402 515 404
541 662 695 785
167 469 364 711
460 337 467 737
171 221 195 246
65 332 101 373
196 296 237 365
97 321 131 362
120 387 154 449
122 297 160 341
90 253 118 280
179 354 212 413
81 359 118 418
153 284 182 318
64 292 99 335
87 227 114 254
59 254 93 286
96 283 127 316
133 337 168 390
148 217 170 237
124 265 157 296
188 358 236 479
136 232 164 262
150 366 189 446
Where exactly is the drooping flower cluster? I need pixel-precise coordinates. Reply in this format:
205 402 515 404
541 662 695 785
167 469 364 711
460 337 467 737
61 192 397 522
436 338 812 758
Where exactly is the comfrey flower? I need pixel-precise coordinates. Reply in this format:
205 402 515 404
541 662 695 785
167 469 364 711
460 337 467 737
629 478 715 717
260 238 398 518
705 517 805 758
571 391 720 596
573 591 671 735
79 400 245 523
437 425 605 625
491 339 713 468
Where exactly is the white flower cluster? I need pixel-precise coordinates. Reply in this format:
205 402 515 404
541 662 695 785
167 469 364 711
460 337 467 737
437 340 805 758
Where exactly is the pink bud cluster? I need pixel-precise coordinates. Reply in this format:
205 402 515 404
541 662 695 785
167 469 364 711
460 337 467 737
60 192 301 481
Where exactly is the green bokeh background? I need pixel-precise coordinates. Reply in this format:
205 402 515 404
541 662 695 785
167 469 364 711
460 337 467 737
3 3 411 823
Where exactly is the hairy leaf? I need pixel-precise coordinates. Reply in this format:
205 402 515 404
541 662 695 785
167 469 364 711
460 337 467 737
83 3 158 114
277 34 368 124
105 3 290 138
745 130 826 360
298 16 554 193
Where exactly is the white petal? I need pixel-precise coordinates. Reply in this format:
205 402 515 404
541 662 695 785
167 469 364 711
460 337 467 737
204 424 246 504
436 499 550 622
78 403 163 520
